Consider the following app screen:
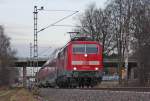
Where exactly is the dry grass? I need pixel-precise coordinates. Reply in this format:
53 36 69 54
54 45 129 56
0 88 36 101
10 88 36 101
0 89 15 101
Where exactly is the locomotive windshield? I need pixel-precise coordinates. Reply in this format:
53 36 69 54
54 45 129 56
86 44 98 53
72 44 98 54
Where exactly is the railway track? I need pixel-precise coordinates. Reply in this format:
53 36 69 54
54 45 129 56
40 87 150 101
81 87 150 92
52 86 150 92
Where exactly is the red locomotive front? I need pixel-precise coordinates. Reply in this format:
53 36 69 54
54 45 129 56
69 41 103 71
55 38 103 88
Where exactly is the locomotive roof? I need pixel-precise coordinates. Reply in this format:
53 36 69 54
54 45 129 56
71 36 94 41
59 38 100 52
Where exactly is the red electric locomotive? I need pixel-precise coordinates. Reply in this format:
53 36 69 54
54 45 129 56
37 36 103 88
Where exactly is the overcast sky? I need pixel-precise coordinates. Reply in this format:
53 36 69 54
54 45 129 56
0 0 107 57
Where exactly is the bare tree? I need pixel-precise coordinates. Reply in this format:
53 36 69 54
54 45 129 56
104 0 136 83
131 0 150 85
0 25 18 86
107 0 150 85
75 4 116 56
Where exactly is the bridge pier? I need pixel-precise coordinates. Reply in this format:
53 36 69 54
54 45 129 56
23 66 27 87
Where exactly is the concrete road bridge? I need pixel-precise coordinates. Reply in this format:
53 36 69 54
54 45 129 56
15 57 47 67
15 57 137 67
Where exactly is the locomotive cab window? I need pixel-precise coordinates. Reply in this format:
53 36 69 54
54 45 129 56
86 44 98 53
72 44 85 54
72 44 98 54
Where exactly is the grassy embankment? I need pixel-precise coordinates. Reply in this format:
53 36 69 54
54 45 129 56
0 87 37 101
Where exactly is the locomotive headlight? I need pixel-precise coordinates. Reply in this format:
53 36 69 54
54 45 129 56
95 67 99 70
73 67 77 70
84 54 88 57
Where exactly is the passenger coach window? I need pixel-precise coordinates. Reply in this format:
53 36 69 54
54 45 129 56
73 44 98 54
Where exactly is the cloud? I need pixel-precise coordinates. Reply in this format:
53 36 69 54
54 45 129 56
3 24 32 41
12 42 57 58
0 0 5 3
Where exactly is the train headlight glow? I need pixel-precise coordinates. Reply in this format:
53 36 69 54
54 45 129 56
84 54 87 57
73 67 77 70
95 67 99 70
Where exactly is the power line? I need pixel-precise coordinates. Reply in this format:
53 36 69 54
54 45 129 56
52 24 81 27
37 11 79 33
41 9 79 12
12 38 31 41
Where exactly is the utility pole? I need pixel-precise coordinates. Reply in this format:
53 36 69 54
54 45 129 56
23 66 27 87
33 6 38 78
30 43 33 77
33 6 44 82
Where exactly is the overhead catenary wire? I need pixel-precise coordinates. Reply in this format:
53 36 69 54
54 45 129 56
37 11 79 33
41 9 79 12
52 24 81 27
